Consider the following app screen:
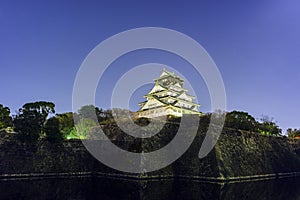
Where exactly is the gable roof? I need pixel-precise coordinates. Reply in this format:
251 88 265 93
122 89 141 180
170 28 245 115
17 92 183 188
154 68 184 82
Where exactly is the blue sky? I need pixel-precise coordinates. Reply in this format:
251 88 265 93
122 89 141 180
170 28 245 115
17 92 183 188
0 1 300 132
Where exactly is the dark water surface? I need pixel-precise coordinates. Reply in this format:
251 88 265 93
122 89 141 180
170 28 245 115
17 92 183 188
1 176 300 200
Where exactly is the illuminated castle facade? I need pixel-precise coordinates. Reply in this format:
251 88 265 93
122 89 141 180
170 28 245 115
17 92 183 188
136 69 201 118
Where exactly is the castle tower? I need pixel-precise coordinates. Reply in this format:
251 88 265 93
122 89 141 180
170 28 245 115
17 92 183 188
136 69 201 118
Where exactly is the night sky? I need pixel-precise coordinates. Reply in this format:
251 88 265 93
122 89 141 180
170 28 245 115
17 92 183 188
1 1 300 132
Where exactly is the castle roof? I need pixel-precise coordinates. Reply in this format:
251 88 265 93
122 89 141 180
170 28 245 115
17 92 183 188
154 68 184 82
137 69 201 117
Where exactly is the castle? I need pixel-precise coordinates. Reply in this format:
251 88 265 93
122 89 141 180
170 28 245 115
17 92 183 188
136 69 202 118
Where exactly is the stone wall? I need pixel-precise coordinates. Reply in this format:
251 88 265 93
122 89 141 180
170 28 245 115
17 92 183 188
172 130 300 180
1 129 300 181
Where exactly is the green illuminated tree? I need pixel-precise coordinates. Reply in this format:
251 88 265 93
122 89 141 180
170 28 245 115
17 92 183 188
55 112 76 136
72 118 97 139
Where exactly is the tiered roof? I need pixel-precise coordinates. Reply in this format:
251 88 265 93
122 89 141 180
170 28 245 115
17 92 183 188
138 69 200 113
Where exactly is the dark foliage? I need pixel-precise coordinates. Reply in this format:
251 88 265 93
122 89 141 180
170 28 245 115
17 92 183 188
13 110 41 142
13 101 55 142
0 104 13 129
225 111 258 132
45 117 63 143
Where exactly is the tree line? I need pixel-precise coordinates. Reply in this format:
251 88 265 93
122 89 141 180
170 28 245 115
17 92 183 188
0 102 298 143
0 102 114 143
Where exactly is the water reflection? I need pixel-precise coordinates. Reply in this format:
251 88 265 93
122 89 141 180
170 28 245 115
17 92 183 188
0 177 299 200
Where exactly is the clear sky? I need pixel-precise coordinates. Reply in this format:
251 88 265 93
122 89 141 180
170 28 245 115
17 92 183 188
1 1 300 133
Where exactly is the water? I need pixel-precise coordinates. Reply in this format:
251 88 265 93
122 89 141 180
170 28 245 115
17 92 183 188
0 177 300 200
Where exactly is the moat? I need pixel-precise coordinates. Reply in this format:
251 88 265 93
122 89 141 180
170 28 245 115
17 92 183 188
1 176 300 200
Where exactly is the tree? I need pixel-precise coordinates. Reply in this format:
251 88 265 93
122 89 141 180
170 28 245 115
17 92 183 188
95 107 109 122
22 101 55 127
14 110 41 142
258 115 282 136
45 117 63 142
56 112 76 137
78 105 97 120
77 105 101 123
0 104 13 130
77 105 115 123
287 128 300 138
225 111 258 132
72 118 97 139
13 101 55 142
102 109 113 121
